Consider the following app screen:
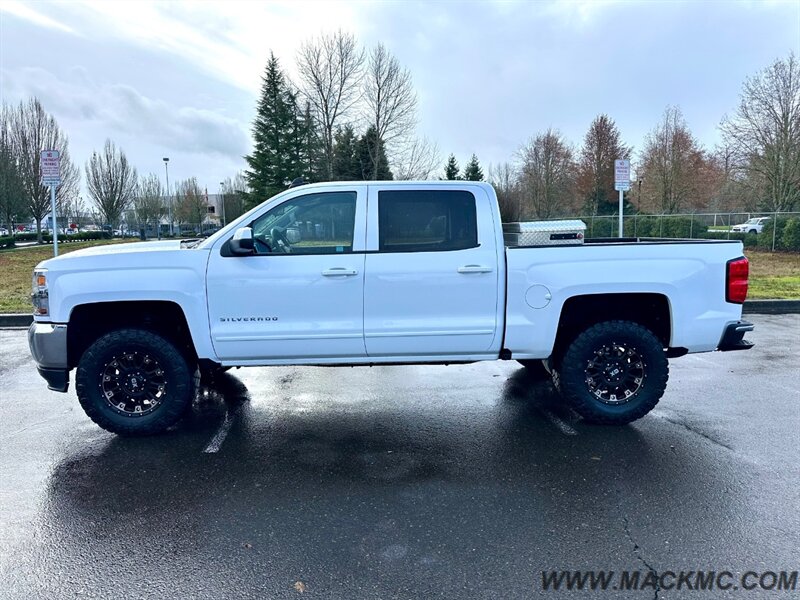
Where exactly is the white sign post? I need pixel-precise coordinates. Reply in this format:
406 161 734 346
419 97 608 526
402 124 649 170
41 150 61 256
614 159 631 238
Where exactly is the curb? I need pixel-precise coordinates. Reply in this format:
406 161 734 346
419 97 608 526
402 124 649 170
1 300 798 329
0 314 35 328
742 299 800 315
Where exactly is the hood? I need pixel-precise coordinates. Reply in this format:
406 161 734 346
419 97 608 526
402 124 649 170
37 240 198 271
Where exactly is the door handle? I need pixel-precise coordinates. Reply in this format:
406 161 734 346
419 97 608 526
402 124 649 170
457 265 493 274
322 268 359 276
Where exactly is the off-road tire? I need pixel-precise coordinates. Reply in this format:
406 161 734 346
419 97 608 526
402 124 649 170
553 320 668 425
75 328 195 435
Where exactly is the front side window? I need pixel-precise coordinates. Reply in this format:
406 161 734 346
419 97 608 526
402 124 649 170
250 191 356 255
378 190 478 253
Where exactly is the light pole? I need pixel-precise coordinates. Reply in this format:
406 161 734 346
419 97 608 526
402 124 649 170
163 157 172 236
219 181 226 227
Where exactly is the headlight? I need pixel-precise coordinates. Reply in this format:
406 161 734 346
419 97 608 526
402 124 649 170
31 268 49 316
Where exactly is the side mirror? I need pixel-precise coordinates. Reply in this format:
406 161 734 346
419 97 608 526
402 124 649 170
230 227 254 255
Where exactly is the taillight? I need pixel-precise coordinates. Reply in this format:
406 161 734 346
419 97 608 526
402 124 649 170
726 257 749 304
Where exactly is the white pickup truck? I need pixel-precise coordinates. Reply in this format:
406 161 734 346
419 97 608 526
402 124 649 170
28 181 754 435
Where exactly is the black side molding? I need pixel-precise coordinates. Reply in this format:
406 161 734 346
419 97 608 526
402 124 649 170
38 367 69 392
717 321 755 352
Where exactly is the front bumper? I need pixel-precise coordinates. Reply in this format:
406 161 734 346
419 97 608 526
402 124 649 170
28 322 70 392
717 320 754 352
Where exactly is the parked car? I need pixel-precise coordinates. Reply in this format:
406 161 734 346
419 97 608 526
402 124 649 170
0 227 8 236
28 181 753 436
731 216 770 234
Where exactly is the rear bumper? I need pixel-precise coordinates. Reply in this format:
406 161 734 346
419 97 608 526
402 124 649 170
717 320 754 352
28 322 70 392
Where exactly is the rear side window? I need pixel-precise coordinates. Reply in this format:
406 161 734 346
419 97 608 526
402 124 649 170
378 190 478 253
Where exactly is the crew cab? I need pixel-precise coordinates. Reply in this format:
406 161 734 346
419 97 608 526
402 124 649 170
28 181 754 435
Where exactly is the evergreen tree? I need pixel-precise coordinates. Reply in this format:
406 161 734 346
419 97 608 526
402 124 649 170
357 126 392 180
0 134 26 231
332 125 361 180
444 154 460 180
462 154 484 181
300 101 326 182
245 53 303 204
285 96 324 184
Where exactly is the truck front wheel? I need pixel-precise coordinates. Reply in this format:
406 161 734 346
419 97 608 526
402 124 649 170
75 328 195 435
553 320 668 425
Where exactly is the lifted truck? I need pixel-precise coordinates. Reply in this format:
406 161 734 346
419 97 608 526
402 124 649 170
28 181 753 435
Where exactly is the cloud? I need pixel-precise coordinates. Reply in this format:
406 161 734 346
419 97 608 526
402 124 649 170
0 0 79 35
3 66 250 159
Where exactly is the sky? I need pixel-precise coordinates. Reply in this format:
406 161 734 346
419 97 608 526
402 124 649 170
1 0 799 196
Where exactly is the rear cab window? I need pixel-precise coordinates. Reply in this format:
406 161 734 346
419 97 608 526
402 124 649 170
378 190 478 253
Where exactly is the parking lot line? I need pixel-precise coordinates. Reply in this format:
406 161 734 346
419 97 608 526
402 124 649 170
540 409 578 436
203 407 240 453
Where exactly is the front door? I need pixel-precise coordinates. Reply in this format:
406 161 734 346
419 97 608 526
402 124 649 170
207 188 367 362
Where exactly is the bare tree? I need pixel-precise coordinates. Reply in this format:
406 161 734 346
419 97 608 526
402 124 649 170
65 195 87 231
86 139 137 227
720 53 800 212
487 162 521 221
297 30 365 179
134 173 165 236
576 114 630 215
638 106 709 214
393 136 441 180
362 43 417 179
174 177 208 231
5 98 79 241
220 172 248 223
517 129 576 219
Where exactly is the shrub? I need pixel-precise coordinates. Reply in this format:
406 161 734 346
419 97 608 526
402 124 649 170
625 215 708 239
698 231 759 247
0 235 15 249
757 217 788 250
781 218 800 251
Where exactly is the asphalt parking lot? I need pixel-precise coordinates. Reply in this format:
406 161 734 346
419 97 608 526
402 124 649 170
1 314 798 599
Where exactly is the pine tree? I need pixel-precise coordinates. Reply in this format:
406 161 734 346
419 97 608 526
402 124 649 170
462 154 484 181
332 125 361 180
444 154 460 180
245 53 303 204
357 126 392 180
299 101 325 182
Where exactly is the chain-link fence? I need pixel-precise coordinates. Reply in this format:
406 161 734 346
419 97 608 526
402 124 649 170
536 212 800 252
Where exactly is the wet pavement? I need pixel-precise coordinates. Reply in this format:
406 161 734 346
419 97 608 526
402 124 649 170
1 315 798 599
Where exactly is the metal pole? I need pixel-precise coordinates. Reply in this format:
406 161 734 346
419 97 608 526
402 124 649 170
618 189 624 237
163 158 172 236
772 211 778 252
220 182 226 227
50 185 59 256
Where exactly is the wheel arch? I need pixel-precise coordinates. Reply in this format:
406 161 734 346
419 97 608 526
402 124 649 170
552 293 672 366
67 300 197 369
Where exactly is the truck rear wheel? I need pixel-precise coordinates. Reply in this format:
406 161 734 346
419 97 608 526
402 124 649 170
553 320 668 425
75 328 195 436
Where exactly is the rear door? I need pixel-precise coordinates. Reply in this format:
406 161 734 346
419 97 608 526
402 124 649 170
363 185 501 358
